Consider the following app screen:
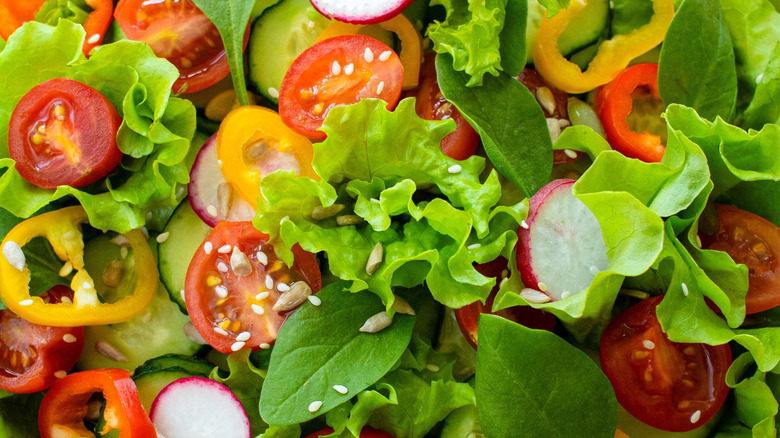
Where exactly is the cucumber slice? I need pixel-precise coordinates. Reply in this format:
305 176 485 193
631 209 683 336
158 199 212 314
558 0 609 56
134 370 199 414
77 234 202 372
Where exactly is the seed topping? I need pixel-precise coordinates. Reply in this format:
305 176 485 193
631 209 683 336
308 401 323 413
366 242 383 276
360 311 392 333
333 385 348 394
2 241 25 271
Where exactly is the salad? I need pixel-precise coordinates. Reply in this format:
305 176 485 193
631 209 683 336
0 0 778 436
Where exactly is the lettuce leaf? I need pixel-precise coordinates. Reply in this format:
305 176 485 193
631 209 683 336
255 98 525 310
743 43 780 130
0 21 195 232
720 353 779 436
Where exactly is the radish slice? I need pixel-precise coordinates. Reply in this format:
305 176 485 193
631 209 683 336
150 377 250 438
188 134 255 227
310 0 414 24
516 179 608 301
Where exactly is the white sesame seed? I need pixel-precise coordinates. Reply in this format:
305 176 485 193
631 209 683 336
63 334 77 343
280 216 290 223
379 50 392 61
256 291 270 300
363 48 374 62
111 235 129 246
265 275 274 290
19 299 33 306
695 235 702 248
376 81 385 94
520 220 529 229
370 198 381 204
277 282 291 292
87 33 100 44
333 385 348 394
61 296 72 305
204 241 213 254
259 343 271 349
180 289 186 302
268 87 280 99
331 61 341 75
156 232 170 243
82 282 92 289
2 241 25 271
499 277 509 287
308 295 322 306
537 282 548 292
54 370 67 379
214 327 228 336
448 164 462 174
236 331 251 342
59 261 73 277
308 401 323 412
177 187 185 198
564 149 577 159
681 282 689 297
590 266 600 276
217 262 229 273
120 247 128 259
690 410 701 423
520 288 551 304
561 291 571 299
251 304 265 315
256 251 268 265
643 340 656 350
467 243 481 250
425 363 440 372
344 63 354 75
214 285 228 298
218 244 232 254
231 341 246 352
207 205 218 217
217 160 223 167
306 20 315 28
756 73 764 84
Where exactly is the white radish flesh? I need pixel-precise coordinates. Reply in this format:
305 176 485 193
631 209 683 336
516 179 608 301
150 376 250 438
310 0 414 24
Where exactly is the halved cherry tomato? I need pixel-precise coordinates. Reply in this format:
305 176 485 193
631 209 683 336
306 426 393 438
404 53 480 161
700 204 780 314
217 106 318 206
455 257 556 348
8 77 122 189
279 35 404 140
114 0 248 94
38 368 155 438
0 0 46 39
185 221 322 354
0 286 83 394
600 296 732 432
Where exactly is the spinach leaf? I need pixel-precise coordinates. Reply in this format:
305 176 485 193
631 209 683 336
499 0 527 78
657 0 738 122
0 391 43 437
743 43 780 130
476 314 617 437
259 281 415 425
191 0 255 105
435 54 552 198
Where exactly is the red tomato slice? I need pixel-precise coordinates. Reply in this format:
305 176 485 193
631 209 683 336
0 286 83 394
279 35 404 140
404 52 479 161
700 204 780 314
306 426 393 438
600 296 732 432
455 257 556 348
8 77 122 189
185 221 322 354
114 0 246 94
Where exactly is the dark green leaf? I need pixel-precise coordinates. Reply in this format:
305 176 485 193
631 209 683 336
499 0 527 77
743 43 780 130
658 0 738 122
476 314 617 437
191 0 255 105
260 281 415 425
610 0 654 35
436 54 552 198
0 392 43 437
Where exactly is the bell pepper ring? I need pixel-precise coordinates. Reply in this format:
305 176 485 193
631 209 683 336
315 14 423 90
533 0 674 94
82 0 114 55
0 206 157 327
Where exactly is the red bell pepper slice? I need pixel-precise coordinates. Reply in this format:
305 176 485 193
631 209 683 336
38 368 156 438
81 0 113 55
595 63 665 163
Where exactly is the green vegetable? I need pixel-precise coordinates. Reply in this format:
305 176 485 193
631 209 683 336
610 0 654 35
725 353 779 435
536 0 570 17
211 350 272 437
35 0 91 26
658 0 738 122
744 43 780 129
476 314 617 437
0 392 44 438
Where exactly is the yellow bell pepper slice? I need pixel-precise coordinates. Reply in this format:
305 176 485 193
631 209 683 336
0 206 157 326
533 0 674 94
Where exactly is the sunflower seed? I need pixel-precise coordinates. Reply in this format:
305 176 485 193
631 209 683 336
310 203 345 220
519 288 551 304
365 242 383 276
2 241 25 271
183 322 208 345
336 214 364 226
102 259 124 288
359 311 392 333
217 183 233 217
272 281 312 311
391 295 415 315
230 248 253 277
95 340 128 362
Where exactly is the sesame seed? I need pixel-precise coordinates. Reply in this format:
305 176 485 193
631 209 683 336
344 63 354 75
54 370 67 379
215 285 228 298
308 401 323 413
520 288 551 304
2 241 25 271
207 205 218 217
180 289 186 302
88 33 100 44
308 295 322 306
256 291 270 300
265 275 274 290
218 244 232 254
111 235 129 246
61 296 72 305
82 282 92 289
690 410 701 423
561 291 571 299
214 327 228 336
231 341 246 352
260 343 271 349
643 340 655 350
756 73 764 84
370 198 381 204
331 61 341 75
425 363 440 372
467 243 481 250
306 20 315 28
268 87 280 99
681 282 689 297
280 216 290 223
217 262 229 273
19 299 33 306
256 251 268 265
153 232 169 244
177 187 185 198
277 282 290 292
63 334 77 343
376 81 384 94
364 48 374 62
499 277 509 287
695 235 702 248
379 50 392 61
564 149 577 159
204 242 213 254
520 220 529 229
236 331 251 342
333 385 348 394
537 282 548 292
251 304 265 315
448 164 462 174
590 265 600 275
59 261 73 277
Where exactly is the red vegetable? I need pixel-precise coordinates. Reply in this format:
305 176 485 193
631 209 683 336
81 0 113 55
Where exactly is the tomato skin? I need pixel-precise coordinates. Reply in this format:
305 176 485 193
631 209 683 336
600 296 732 432
0 286 83 394
114 0 247 94
405 53 479 161
279 35 404 140
8 78 122 189
306 426 393 438
185 221 321 354
700 204 780 314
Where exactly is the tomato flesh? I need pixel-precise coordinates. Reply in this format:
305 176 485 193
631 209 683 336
279 35 404 140
0 286 83 394
8 78 122 189
700 204 780 314
600 296 731 432
185 221 321 354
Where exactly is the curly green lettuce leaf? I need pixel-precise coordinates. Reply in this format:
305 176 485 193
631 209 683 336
255 99 525 309
717 353 780 436
210 350 269 437
744 43 780 129
0 21 195 232
35 0 91 26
